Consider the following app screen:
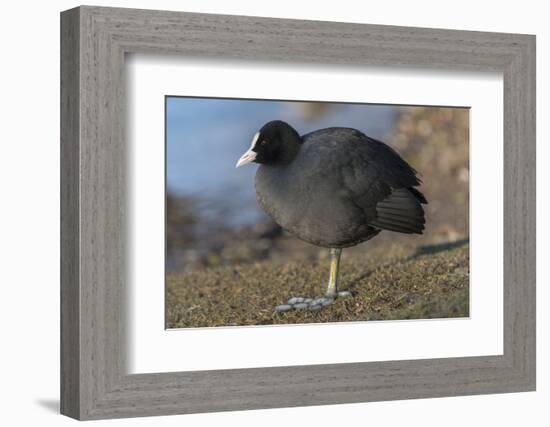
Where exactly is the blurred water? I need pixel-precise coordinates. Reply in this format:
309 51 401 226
166 98 399 228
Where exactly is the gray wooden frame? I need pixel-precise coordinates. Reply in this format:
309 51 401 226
60 5 536 421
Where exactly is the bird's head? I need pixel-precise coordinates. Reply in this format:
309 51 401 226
236 120 302 168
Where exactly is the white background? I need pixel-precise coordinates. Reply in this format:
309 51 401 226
128 57 503 373
0 0 547 426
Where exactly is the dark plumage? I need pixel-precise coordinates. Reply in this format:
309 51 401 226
236 120 427 305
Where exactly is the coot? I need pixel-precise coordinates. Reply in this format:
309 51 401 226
236 120 427 308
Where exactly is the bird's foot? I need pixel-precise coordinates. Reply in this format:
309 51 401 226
274 296 332 312
274 291 352 313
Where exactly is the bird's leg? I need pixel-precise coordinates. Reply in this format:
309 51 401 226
326 248 342 298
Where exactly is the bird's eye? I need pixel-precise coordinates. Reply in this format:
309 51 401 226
260 140 267 145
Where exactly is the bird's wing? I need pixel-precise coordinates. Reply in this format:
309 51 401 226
337 134 427 234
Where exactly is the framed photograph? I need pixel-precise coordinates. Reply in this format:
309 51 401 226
163 97 469 329
60 6 535 420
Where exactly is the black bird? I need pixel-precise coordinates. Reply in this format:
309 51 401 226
236 120 427 308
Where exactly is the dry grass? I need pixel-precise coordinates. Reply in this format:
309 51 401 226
166 241 469 328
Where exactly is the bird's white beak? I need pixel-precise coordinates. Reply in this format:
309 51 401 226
236 131 261 168
235 149 257 168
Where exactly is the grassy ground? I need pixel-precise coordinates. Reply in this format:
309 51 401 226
166 240 469 328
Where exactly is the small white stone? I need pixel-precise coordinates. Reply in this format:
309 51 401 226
274 304 292 312
293 303 308 310
321 298 334 306
304 298 313 303
309 304 322 311
338 291 352 298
